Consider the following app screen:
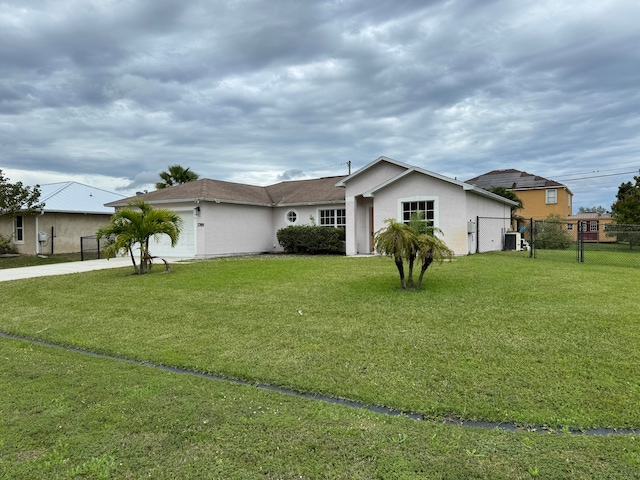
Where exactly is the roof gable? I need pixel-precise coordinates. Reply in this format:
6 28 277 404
39 182 125 214
335 156 411 187
363 167 518 206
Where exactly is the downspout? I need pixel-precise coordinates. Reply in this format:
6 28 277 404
35 210 45 255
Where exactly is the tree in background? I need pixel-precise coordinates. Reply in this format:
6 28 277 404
578 206 608 214
488 187 524 229
611 176 640 224
534 213 572 249
96 200 182 274
156 165 200 189
0 169 43 216
374 214 453 290
0 170 44 252
609 175 640 247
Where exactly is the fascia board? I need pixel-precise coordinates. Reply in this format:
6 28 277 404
335 156 412 187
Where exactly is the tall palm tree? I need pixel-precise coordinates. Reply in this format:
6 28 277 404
96 200 183 274
156 165 200 189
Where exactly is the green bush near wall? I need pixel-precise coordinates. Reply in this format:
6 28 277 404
276 225 345 254
0 233 16 255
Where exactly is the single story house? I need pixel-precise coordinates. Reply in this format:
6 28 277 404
1 182 126 255
337 157 517 255
107 156 517 258
566 212 616 243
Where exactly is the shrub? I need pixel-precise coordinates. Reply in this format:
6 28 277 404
534 214 572 249
0 233 16 255
277 226 345 254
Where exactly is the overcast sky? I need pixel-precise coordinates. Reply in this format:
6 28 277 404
2 0 639 210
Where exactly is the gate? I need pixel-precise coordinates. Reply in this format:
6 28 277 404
80 235 109 261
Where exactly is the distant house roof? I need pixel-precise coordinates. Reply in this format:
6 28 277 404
568 212 612 220
39 182 126 214
106 176 348 208
465 169 572 194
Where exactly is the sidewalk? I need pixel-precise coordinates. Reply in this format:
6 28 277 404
0 257 190 282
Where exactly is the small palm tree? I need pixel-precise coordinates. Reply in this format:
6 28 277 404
156 165 199 189
414 232 454 289
96 200 182 274
374 215 453 290
374 219 418 289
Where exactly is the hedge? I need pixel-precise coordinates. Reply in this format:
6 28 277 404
276 226 345 254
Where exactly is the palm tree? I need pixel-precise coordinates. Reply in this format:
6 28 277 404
96 200 183 274
374 215 453 290
414 231 454 289
156 165 200 189
374 219 418 289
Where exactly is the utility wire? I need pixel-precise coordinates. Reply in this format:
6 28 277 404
558 169 639 182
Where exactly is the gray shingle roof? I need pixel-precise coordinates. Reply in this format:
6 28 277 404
465 169 566 190
107 176 348 207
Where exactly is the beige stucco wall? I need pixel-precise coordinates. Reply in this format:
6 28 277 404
517 187 572 220
1 212 112 255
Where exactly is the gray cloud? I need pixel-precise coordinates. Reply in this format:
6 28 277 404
1 0 639 208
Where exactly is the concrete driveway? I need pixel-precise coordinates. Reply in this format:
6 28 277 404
0 256 191 282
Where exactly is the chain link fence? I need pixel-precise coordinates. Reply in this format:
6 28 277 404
532 219 640 268
475 217 640 267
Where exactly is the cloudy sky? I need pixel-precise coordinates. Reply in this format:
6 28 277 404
1 0 639 209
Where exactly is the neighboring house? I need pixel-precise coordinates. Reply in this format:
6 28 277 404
108 156 517 258
1 182 126 255
566 212 615 243
465 169 573 221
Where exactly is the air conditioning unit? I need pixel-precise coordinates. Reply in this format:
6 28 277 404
504 232 521 251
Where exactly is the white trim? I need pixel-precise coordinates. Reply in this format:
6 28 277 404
13 215 24 244
317 207 346 228
397 196 439 228
285 209 299 224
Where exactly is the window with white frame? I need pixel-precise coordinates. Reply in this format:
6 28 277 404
402 200 435 227
589 221 598 232
546 189 557 204
319 208 346 227
286 211 297 224
14 215 24 243
567 223 574 231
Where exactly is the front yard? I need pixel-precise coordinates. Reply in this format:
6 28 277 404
1 253 639 478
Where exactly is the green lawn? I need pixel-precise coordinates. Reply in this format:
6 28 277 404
0 252 82 269
1 253 639 478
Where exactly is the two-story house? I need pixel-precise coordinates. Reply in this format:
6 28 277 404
465 169 573 221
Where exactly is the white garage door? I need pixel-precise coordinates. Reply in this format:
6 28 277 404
149 211 196 258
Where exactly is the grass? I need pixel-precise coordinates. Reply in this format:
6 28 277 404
1 252 640 478
533 242 640 267
0 252 82 269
